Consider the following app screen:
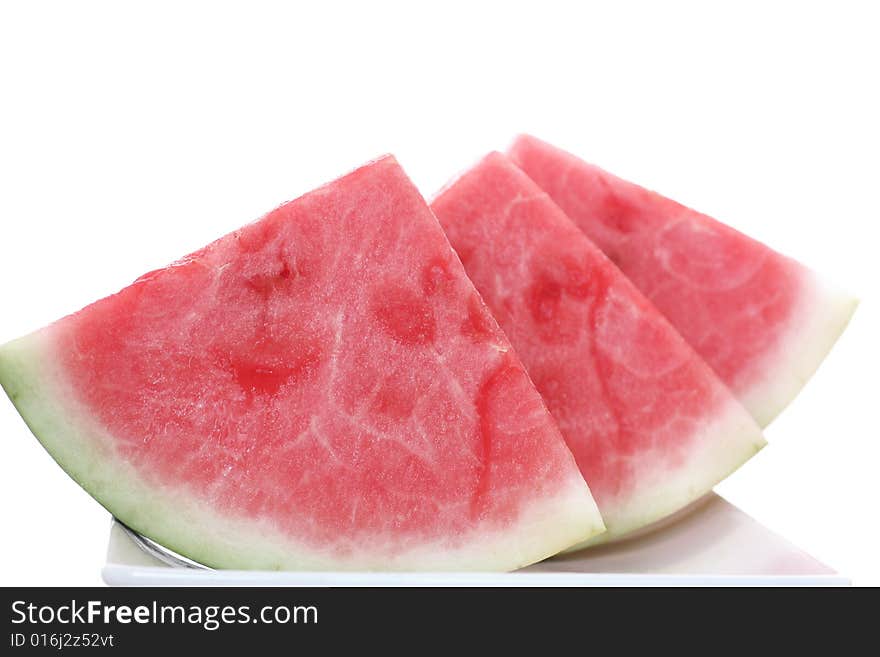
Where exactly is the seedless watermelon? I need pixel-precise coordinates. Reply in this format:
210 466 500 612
0 156 604 570
431 152 765 543
509 135 857 427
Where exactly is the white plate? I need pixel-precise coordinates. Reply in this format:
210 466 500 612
102 493 847 586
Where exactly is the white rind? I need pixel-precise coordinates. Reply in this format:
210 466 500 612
565 397 766 551
739 271 858 428
0 331 605 571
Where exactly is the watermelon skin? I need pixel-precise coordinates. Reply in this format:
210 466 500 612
0 156 604 570
431 153 765 544
509 135 858 427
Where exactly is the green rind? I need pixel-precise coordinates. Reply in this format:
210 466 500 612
0 332 267 570
564 397 767 552
739 273 859 428
0 330 605 571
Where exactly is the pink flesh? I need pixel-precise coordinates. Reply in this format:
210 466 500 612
431 153 736 507
53 156 579 554
508 135 805 400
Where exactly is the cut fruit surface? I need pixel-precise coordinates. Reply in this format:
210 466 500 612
431 152 765 544
509 135 857 427
0 156 604 570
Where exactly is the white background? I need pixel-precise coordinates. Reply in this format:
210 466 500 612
1 1 877 585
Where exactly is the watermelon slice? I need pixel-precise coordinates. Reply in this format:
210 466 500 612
431 152 765 543
509 135 857 427
0 156 604 571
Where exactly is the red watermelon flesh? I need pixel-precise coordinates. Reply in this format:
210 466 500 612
431 152 765 543
509 135 857 427
0 156 604 570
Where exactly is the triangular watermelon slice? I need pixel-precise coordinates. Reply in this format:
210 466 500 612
431 152 765 543
0 156 604 570
509 135 857 427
